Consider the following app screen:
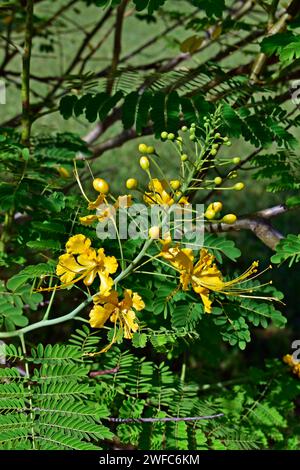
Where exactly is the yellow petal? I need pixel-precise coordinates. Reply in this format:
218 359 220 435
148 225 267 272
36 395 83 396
77 249 97 268
94 290 119 306
89 303 115 328
144 179 174 206
66 234 91 255
123 309 139 339
56 254 81 283
83 268 97 286
98 272 114 296
122 289 133 310
132 292 145 311
200 292 212 313
79 215 99 226
103 254 118 274
179 271 191 291
88 194 105 210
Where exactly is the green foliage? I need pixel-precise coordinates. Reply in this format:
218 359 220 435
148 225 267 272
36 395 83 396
60 88 213 136
252 150 300 192
1 0 300 452
190 0 225 18
271 234 300 266
0 280 42 331
261 33 300 65
0 344 113 450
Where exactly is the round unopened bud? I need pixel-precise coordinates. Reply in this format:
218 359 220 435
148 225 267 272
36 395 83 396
126 178 138 190
181 126 188 132
146 146 155 154
234 182 245 191
214 132 221 139
205 209 216 220
222 214 237 224
167 133 175 140
210 149 217 156
161 131 168 139
189 134 196 141
139 156 150 170
214 177 222 185
232 157 241 164
181 154 188 162
209 202 223 213
170 179 181 191
138 143 148 154
93 178 110 194
191 123 196 128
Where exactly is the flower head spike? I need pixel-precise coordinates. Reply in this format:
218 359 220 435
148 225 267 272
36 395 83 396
89 289 145 353
160 244 272 313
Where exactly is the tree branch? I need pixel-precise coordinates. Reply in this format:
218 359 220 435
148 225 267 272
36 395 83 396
88 126 153 159
106 0 129 95
21 0 34 146
205 204 296 250
107 414 224 423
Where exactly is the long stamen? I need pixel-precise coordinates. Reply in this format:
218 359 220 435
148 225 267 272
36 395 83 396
74 160 90 203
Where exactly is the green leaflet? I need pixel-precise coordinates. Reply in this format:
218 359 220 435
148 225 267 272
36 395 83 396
0 281 42 331
271 234 300 266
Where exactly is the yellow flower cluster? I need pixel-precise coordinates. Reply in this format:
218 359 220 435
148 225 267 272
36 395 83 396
90 289 145 344
50 234 145 349
283 354 300 378
160 239 259 313
144 179 188 206
56 234 118 296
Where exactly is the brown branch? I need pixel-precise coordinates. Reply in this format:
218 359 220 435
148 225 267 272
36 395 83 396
66 7 113 75
21 0 34 147
106 0 129 95
90 366 120 377
107 413 224 423
205 204 296 250
87 126 153 159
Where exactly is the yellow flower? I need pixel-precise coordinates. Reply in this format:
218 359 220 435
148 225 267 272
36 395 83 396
89 289 145 352
160 243 260 313
283 354 300 378
88 194 106 210
79 215 99 226
55 234 118 294
79 195 132 226
144 179 188 206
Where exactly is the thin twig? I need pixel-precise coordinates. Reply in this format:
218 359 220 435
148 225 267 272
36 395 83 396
107 414 224 423
90 366 120 377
